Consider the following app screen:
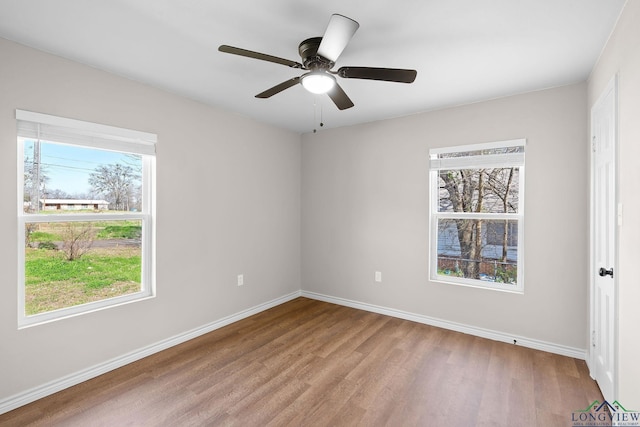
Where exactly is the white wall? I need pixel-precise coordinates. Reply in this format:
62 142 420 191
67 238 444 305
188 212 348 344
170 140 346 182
0 38 301 403
588 1 640 409
302 83 589 350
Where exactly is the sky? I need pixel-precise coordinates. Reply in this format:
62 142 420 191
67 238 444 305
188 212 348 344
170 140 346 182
23 139 140 196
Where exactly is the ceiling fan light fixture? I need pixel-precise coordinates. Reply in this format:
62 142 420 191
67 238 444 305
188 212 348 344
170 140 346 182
301 72 335 94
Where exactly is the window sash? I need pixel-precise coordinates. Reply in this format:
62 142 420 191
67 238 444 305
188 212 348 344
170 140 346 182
430 215 524 292
17 216 154 327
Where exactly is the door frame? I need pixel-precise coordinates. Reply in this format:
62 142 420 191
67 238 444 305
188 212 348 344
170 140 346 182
588 75 618 400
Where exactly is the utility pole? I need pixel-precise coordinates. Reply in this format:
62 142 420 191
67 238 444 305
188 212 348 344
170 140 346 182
32 140 41 213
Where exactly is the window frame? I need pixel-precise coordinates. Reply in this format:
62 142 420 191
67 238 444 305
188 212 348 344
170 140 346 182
16 110 156 328
429 139 525 293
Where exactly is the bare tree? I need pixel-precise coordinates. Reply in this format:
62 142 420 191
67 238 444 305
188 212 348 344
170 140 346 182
440 169 484 278
492 168 515 262
25 223 38 248
44 188 71 199
61 222 96 261
122 154 143 211
89 163 139 211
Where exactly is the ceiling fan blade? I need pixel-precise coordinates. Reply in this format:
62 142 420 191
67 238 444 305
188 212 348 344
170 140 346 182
337 66 417 83
327 82 354 110
317 14 359 63
255 77 301 98
219 45 303 69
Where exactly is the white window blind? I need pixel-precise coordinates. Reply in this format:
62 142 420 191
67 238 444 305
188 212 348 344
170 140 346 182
16 110 156 156
429 139 525 170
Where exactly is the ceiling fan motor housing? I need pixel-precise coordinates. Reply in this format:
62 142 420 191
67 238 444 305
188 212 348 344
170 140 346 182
298 37 334 71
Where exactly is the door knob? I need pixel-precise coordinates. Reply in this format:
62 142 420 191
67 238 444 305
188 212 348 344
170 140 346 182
599 267 614 278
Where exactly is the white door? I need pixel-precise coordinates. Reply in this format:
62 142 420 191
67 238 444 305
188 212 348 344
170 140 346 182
590 77 617 402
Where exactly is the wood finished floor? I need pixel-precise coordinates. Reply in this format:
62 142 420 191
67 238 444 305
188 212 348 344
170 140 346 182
0 297 602 426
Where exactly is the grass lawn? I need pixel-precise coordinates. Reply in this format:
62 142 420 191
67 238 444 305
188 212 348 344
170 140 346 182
25 246 141 315
97 224 142 239
29 222 142 242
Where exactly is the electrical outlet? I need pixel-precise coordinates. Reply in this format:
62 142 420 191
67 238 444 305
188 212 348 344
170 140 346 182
375 271 382 283
237 274 244 286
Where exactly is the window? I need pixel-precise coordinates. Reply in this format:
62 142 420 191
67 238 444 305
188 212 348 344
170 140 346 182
17 110 156 327
429 139 525 292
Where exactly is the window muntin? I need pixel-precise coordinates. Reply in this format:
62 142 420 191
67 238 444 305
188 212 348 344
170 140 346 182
429 140 525 292
17 110 156 327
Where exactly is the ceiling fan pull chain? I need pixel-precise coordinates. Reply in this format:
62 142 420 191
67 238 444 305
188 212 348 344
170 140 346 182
313 97 317 133
313 96 325 133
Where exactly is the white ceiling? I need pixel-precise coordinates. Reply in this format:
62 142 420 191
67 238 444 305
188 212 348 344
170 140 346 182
0 0 626 134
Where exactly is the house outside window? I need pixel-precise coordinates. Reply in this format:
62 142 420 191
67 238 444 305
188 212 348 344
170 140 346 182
17 110 156 327
429 139 525 292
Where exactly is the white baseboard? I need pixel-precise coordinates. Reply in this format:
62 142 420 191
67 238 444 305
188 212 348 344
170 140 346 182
301 290 587 360
0 290 302 416
1 289 587 415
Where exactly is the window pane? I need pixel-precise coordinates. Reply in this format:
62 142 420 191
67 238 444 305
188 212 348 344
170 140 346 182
22 139 142 214
437 218 518 284
24 220 142 315
438 167 520 213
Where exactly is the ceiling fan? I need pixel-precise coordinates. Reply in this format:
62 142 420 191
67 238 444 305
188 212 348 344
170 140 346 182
218 14 417 110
